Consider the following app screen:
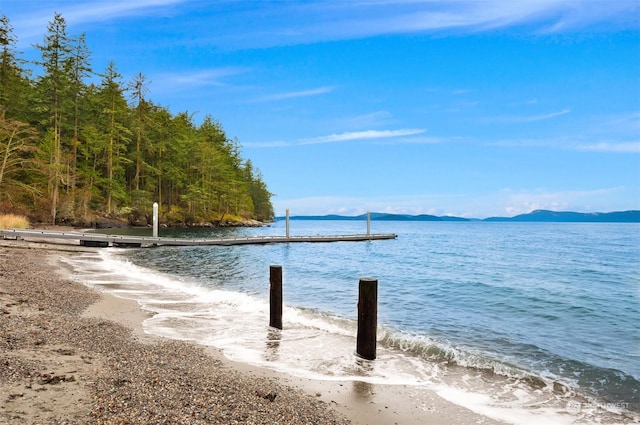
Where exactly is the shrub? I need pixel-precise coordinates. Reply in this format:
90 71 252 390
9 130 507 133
0 213 30 229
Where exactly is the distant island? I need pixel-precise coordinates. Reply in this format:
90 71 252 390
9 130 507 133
276 210 640 223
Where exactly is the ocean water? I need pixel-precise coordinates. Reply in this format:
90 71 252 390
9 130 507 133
60 221 640 424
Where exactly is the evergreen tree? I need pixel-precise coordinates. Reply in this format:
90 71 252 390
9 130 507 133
243 160 274 221
68 32 92 197
96 61 131 213
76 83 104 220
146 105 172 211
128 72 150 193
33 12 74 224
0 15 29 121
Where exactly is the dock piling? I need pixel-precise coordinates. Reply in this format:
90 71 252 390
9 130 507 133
356 277 378 360
269 265 283 330
153 202 159 238
286 209 290 239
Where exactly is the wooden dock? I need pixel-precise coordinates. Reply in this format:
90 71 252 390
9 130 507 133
1 228 397 248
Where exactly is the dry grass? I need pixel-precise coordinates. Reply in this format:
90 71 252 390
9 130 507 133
0 213 30 229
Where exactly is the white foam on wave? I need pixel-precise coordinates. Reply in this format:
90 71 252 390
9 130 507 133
60 249 635 425
435 385 577 425
62 250 440 386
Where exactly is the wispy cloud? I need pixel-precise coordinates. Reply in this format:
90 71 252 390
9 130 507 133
230 0 639 47
56 0 183 22
300 128 426 145
573 142 640 153
252 86 335 102
244 130 447 149
342 110 397 129
572 112 640 144
11 0 186 40
373 135 458 146
151 67 248 92
601 112 640 133
482 108 571 124
487 138 558 148
510 98 538 106
9 0 638 49
488 136 640 154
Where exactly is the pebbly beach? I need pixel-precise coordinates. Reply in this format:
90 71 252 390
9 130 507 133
0 238 504 425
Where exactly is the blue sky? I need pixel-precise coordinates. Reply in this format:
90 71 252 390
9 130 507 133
2 0 639 218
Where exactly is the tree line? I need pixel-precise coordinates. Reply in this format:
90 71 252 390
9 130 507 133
0 13 274 226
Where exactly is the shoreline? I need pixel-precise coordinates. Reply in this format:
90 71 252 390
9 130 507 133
2 243 352 424
0 240 504 424
80 290 479 425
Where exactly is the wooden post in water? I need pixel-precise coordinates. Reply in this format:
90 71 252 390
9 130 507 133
270 265 283 330
367 211 371 236
356 277 378 360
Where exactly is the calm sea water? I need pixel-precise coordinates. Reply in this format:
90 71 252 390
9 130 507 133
61 221 640 424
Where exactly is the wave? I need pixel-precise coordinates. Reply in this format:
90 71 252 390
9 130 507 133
379 328 640 413
59 248 640 421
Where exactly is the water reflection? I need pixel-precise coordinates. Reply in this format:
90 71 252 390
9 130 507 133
264 327 281 362
354 356 375 375
352 380 375 400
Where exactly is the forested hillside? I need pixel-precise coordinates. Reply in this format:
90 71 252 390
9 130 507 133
0 13 274 226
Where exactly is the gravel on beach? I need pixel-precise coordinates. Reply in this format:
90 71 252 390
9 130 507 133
0 246 352 424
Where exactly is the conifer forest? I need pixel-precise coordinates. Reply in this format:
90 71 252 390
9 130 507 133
0 13 274 226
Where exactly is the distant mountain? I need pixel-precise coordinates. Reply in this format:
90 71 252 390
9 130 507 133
276 212 470 221
484 210 640 223
275 210 640 222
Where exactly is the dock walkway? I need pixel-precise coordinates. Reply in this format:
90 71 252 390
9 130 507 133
1 228 397 248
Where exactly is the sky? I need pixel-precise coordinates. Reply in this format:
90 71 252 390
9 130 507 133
2 0 639 218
